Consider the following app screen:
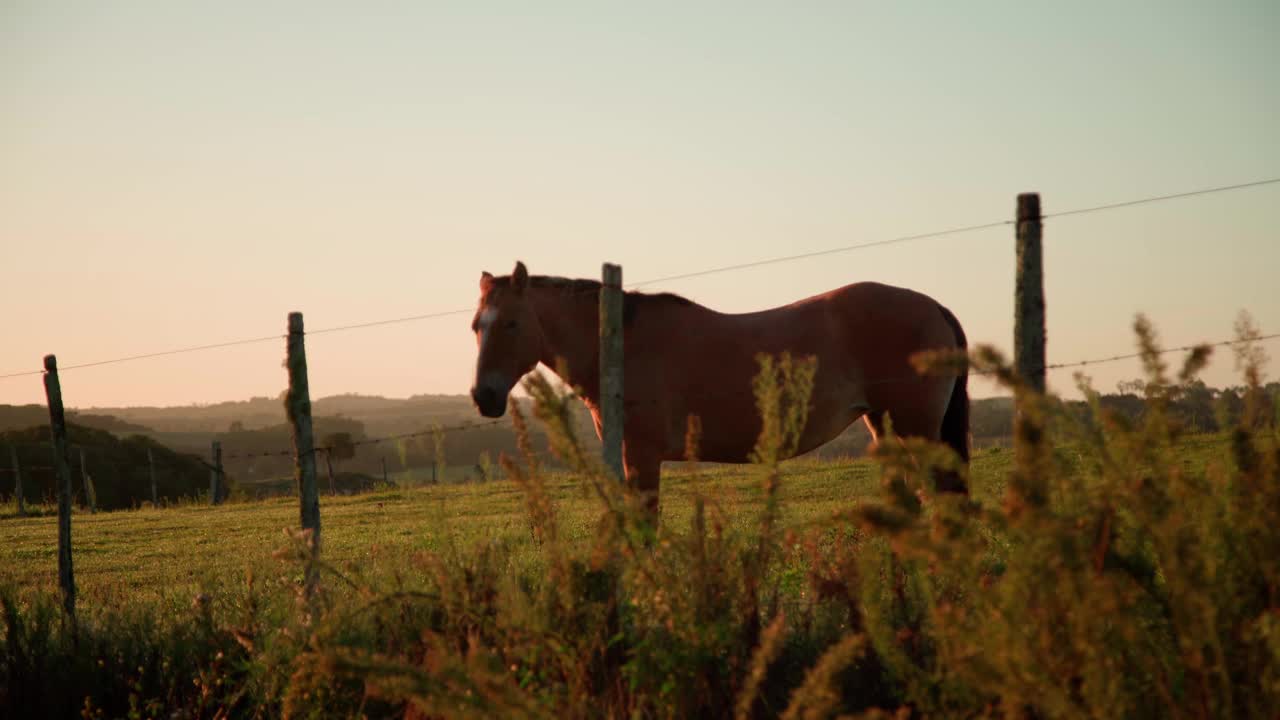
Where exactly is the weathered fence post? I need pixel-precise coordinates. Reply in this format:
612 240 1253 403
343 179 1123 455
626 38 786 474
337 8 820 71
600 263 625 482
210 440 223 505
147 447 158 506
42 355 76 619
381 456 388 486
284 312 321 596
79 448 96 514
1012 193 1049 512
10 445 23 517
431 425 445 485
1015 192 1046 395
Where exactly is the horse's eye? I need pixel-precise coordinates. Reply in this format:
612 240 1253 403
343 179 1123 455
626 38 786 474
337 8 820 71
505 320 519 330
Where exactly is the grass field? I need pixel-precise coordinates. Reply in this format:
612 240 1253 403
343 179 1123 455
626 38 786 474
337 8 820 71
0 345 1276 718
1 435 1240 608
0 452 968 606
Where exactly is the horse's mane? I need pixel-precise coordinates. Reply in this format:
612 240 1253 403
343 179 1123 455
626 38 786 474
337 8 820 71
490 274 695 325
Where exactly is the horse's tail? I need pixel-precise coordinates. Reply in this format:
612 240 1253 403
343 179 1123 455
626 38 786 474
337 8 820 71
936 302 970 493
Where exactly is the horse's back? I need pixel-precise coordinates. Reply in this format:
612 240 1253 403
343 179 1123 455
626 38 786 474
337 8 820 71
820 280 961 384
826 281 951 324
633 280 963 461
648 280 959 383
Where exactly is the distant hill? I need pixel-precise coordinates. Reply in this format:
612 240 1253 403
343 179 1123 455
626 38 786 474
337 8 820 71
9 380 1266 504
72 396 285 433
198 397 597 487
0 392 1099 490
75 393 487 436
0 394 597 498
0 425 211 510
0 405 153 434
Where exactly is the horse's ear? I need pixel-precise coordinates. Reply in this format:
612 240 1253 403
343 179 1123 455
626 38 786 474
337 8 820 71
512 261 529 293
480 271 495 292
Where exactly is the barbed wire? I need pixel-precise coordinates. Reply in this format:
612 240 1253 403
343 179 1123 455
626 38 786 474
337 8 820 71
202 328 1280 461
1041 177 1280 220
0 433 1251 498
2 176 1275 382
1042 333 1280 373
841 331 1280 390
307 309 477 337
0 179 1275 499
0 334 287 380
626 219 1014 288
3 329 1278 466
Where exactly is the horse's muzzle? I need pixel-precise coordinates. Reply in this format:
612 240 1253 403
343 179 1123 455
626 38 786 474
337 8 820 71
471 385 508 418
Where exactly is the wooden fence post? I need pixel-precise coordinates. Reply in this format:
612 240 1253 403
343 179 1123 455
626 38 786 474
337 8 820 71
79 448 96 514
210 440 223 505
1015 192 1046 395
1013 193 1048 512
284 312 321 596
431 425 445 485
147 447 158 506
600 263 625 482
10 445 23 517
381 456 388 487
42 355 75 619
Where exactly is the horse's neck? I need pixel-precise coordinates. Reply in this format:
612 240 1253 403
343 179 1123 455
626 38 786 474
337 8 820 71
531 290 600 402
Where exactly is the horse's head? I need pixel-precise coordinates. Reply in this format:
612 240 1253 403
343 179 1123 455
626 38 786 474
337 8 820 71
470 261 544 418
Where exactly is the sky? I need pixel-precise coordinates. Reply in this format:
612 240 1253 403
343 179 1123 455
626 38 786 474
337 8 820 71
2 1 1278 409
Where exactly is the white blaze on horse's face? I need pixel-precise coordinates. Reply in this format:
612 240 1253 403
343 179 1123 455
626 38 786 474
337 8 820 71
470 263 542 418
475 307 498 352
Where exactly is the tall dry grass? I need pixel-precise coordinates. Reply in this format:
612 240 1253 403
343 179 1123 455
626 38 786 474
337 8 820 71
2 316 1277 718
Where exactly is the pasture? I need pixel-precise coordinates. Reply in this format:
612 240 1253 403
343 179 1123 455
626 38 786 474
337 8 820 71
2 396 1276 719
2 453 963 607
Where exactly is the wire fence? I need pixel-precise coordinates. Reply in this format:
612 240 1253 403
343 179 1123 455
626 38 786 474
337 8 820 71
2 176 1278 478
3 176 1277 383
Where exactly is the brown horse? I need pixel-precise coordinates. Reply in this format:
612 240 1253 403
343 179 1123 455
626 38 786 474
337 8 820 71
470 261 969 512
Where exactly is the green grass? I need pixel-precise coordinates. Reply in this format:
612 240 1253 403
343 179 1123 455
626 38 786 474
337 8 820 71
0 416 1272 718
2 437 1241 613
0 454 887 604
6 320 1278 718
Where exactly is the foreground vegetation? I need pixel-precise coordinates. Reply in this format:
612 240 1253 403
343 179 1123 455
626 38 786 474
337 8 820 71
1 318 1278 719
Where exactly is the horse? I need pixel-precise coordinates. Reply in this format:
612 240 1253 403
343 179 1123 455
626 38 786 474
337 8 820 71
469 261 969 514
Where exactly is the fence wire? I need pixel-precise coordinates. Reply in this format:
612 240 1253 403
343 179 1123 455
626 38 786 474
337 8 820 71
3 176 1276 382
0 177 1276 475
47 328 1279 463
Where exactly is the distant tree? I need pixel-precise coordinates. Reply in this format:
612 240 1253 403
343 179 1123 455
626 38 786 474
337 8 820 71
1176 380 1218 432
321 432 356 495
229 420 246 433
969 397 1014 440
1115 379 1146 396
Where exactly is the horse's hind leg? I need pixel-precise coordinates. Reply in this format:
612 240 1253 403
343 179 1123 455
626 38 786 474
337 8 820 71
862 399 966 494
862 410 886 448
862 408 926 461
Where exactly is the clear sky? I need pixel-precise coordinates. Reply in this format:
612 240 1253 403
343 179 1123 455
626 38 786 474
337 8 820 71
2 1 1277 409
